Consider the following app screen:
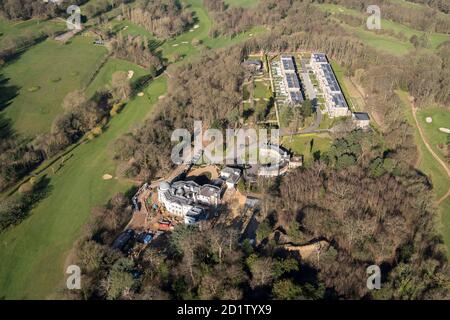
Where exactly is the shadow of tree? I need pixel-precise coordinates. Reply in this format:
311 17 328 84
0 74 20 112
0 175 53 233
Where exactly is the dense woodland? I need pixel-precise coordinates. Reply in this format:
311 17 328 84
1 0 450 299
110 34 163 70
121 0 194 39
0 0 88 20
203 0 254 37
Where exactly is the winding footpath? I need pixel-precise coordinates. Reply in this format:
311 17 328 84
409 96 450 203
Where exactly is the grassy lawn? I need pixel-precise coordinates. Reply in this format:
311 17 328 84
352 27 413 56
0 75 168 299
253 80 272 100
225 0 260 8
109 19 158 41
86 58 150 97
397 91 450 254
1 36 108 136
282 133 332 165
416 107 450 164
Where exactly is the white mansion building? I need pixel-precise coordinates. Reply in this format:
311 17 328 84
158 180 221 224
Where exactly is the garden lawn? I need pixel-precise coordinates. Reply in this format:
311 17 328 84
282 133 332 165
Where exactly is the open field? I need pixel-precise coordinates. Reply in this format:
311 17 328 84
416 107 450 165
398 91 450 254
316 3 450 55
0 36 108 136
0 75 168 299
282 133 333 165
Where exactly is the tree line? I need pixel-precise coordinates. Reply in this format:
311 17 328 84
121 0 194 40
109 34 163 71
0 0 87 20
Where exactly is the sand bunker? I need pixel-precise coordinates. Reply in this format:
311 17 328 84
127 70 134 79
439 128 450 134
172 43 179 47
137 92 144 97
158 95 165 100
102 174 113 180
426 117 433 123
194 24 199 29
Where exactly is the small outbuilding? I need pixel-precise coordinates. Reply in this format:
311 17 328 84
242 59 263 72
352 112 370 129
220 167 242 188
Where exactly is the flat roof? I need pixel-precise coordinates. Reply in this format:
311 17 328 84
285 73 301 89
332 93 348 109
353 112 370 120
312 53 328 63
321 64 340 92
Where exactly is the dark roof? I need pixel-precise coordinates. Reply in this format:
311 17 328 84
321 64 340 92
285 73 301 89
332 93 348 109
353 112 370 120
